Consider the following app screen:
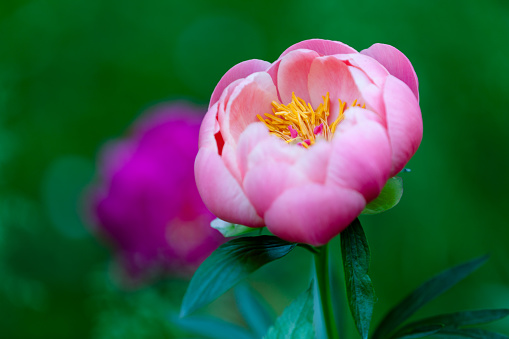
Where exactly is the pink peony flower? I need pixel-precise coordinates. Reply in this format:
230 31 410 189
88 102 224 285
195 39 422 246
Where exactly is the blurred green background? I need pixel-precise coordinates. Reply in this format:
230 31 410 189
1 0 508 337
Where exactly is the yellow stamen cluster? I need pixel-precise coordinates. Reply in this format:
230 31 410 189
256 92 365 148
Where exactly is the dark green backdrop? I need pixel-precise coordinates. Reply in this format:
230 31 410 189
1 0 508 337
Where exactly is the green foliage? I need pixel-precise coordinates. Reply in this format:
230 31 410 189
393 324 444 338
264 284 315 339
362 177 404 215
180 236 296 317
235 283 276 337
373 256 489 339
430 328 509 338
393 309 509 337
90 274 189 339
341 218 375 339
169 314 256 339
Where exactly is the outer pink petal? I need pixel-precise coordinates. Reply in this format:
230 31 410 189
217 78 243 132
264 184 365 246
202 79 244 153
265 62 282 101
337 53 389 88
383 75 423 176
222 72 278 145
277 49 320 104
280 39 357 58
199 102 220 151
361 44 419 101
195 148 264 227
210 59 271 108
327 107 392 202
221 142 241 183
243 161 308 218
308 55 361 122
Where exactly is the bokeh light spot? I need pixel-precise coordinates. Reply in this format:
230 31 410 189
41 155 95 239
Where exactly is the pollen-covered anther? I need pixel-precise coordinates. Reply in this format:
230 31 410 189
256 92 366 147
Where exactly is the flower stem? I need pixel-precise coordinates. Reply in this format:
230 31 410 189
314 243 339 339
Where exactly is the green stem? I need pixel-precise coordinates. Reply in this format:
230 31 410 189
314 243 339 339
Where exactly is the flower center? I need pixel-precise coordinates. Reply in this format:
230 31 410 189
257 92 365 148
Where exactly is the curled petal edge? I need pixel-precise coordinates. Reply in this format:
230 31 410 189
210 59 271 108
361 43 419 101
280 39 358 58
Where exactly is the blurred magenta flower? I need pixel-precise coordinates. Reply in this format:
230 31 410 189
195 39 422 246
88 102 224 285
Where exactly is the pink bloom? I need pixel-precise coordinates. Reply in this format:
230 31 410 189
88 102 224 285
195 39 422 247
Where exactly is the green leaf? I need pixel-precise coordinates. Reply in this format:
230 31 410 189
394 309 509 336
430 328 509 339
264 284 315 339
362 177 403 215
340 218 375 339
372 255 489 339
180 236 296 317
210 218 258 237
393 324 445 338
235 283 276 337
169 313 256 339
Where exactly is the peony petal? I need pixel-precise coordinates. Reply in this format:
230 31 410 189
337 53 389 88
221 142 242 183
308 55 362 122
335 106 385 133
266 40 357 102
239 130 306 216
265 61 282 101
294 139 332 184
264 183 365 246
221 72 278 146
210 59 271 108
327 107 392 202
348 66 385 118
198 102 221 151
383 75 423 176
243 161 308 218
245 135 302 171
195 148 264 227
361 44 419 101
277 49 320 104
216 78 244 129
206 78 245 153
236 123 274 181
280 39 357 58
